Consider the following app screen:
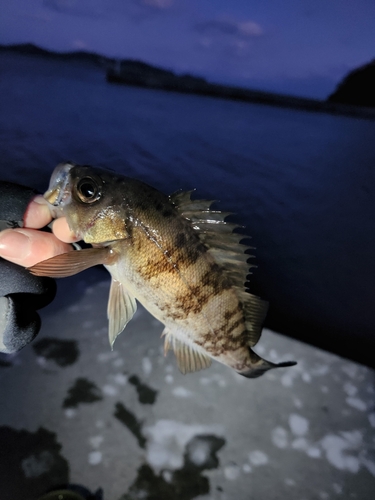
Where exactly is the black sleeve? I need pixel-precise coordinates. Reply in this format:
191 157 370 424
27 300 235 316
0 181 56 353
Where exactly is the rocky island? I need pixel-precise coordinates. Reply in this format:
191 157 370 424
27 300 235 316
328 59 375 107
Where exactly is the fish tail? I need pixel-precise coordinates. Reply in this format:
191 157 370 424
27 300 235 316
237 348 296 379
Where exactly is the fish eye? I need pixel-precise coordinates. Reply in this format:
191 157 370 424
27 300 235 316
76 177 101 203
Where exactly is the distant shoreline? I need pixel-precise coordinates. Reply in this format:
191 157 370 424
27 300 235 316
2 43 375 121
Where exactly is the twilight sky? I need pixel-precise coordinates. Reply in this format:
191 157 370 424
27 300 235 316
1 0 375 98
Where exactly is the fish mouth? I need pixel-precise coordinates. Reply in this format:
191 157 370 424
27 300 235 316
44 162 75 208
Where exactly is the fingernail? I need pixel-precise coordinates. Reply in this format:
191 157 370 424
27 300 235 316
33 195 47 205
0 230 31 259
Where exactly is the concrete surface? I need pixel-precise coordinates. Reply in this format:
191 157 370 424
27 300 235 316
1 268 374 500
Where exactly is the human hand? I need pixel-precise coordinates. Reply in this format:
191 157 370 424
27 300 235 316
0 182 77 354
0 195 77 268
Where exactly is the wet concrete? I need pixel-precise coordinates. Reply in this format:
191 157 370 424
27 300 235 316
32 338 80 367
63 378 103 409
0 270 374 499
0 426 69 500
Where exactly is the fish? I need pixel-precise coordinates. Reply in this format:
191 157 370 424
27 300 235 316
29 162 296 378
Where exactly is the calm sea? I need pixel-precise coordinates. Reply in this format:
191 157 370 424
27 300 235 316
1 51 375 366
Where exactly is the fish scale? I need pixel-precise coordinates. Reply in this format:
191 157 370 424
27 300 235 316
29 162 296 378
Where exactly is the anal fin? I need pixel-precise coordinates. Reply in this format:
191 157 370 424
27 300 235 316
162 328 212 375
108 278 137 349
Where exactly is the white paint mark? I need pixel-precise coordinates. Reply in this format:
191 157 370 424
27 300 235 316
88 451 102 465
293 397 303 409
291 438 308 451
341 364 358 379
280 370 298 387
67 304 80 313
320 434 361 473
346 397 367 412
271 427 288 449
224 464 240 480
307 447 321 459
113 358 124 367
302 372 312 383
311 364 329 376
36 356 47 367
64 409 76 418
285 478 296 486
332 483 343 494
242 463 252 473
82 320 94 329
188 440 212 466
255 344 265 355
248 450 268 466
289 414 309 436
321 386 329 394
22 451 54 478
361 456 375 477
113 373 128 385
172 386 193 398
89 436 104 448
200 377 210 385
368 413 375 428
280 374 292 387
144 420 223 473
142 357 152 376
319 491 329 499
199 374 227 387
341 430 362 448
162 470 173 483
102 384 118 396
343 382 357 397
268 349 279 361
98 352 118 363
165 374 174 384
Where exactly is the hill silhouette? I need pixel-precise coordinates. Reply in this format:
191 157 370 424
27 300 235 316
329 59 375 107
1 43 375 120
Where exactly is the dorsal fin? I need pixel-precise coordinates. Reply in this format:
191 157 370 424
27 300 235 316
170 189 268 346
170 190 255 289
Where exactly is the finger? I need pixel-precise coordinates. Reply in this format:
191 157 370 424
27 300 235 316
0 228 73 268
51 217 80 243
23 195 53 229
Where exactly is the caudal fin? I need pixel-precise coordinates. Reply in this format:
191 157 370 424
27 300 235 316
238 348 297 379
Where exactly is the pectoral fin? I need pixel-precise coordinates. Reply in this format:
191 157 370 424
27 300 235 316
163 328 212 374
28 248 115 278
108 278 137 349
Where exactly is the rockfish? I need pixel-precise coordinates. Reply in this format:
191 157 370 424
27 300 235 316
29 162 296 378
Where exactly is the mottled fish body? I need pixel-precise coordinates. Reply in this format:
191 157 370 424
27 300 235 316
30 163 296 378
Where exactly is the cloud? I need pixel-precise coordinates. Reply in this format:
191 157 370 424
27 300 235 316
141 0 174 9
43 0 105 18
43 0 174 19
17 10 53 23
196 18 263 39
195 17 263 59
72 39 89 50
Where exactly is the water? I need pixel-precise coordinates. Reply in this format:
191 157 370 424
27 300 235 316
1 51 375 366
